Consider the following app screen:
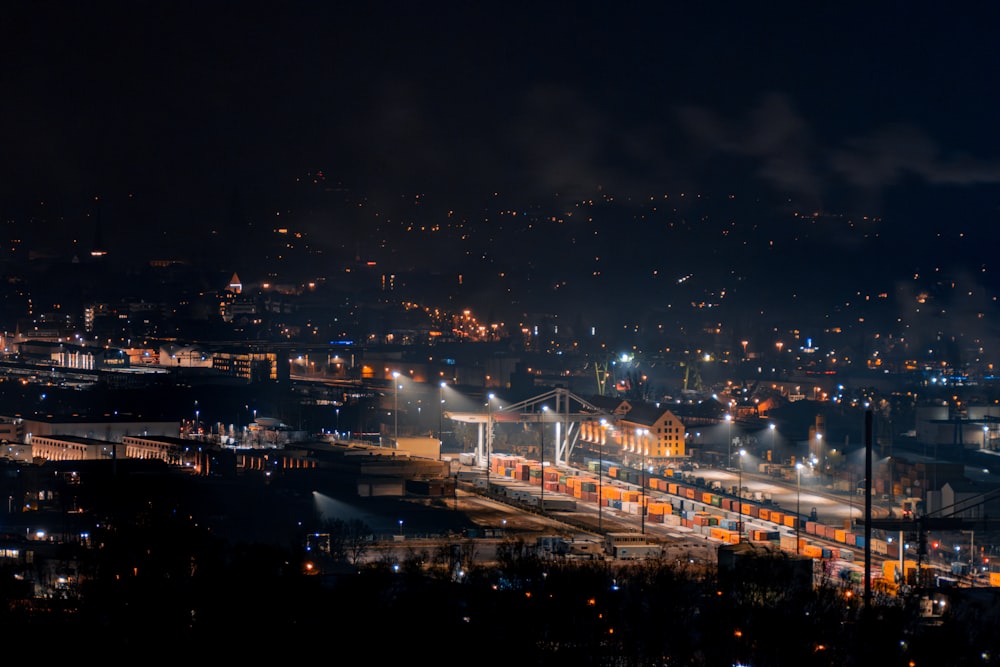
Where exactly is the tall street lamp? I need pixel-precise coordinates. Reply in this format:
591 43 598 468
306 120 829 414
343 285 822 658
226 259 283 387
725 414 733 468
539 405 549 513
392 371 401 447
769 423 776 457
737 448 746 541
599 419 607 533
438 381 446 444
637 428 648 534
486 393 495 488
796 462 803 554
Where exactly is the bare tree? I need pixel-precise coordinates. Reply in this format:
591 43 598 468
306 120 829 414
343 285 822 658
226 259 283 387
323 517 374 565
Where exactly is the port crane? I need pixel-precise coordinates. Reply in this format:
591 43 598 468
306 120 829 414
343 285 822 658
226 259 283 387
444 387 618 470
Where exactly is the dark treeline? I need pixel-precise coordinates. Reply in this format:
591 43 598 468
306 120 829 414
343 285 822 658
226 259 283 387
4 497 998 666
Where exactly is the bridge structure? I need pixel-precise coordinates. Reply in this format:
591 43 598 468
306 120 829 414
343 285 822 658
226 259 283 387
443 387 619 470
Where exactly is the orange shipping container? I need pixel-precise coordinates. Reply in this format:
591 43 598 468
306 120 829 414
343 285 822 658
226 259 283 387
710 527 736 542
602 486 622 500
802 544 823 558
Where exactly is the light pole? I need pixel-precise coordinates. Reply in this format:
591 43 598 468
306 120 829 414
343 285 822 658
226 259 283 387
796 462 803 554
769 423 776 456
439 381 446 444
540 405 548 513
725 414 733 468
599 419 606 533
737 448 746 541
637 428 648 534
392 371 400 447
486 393 495 488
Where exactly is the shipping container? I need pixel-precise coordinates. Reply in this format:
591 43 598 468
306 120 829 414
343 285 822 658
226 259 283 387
802 544 823 558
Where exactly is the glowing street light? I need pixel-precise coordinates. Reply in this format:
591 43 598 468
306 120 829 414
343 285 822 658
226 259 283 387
769 423 776 454
438 381 447 444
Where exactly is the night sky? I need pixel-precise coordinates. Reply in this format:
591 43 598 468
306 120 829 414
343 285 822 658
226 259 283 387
3 2 1000 262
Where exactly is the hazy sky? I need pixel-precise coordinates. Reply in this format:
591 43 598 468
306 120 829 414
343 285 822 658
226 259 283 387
3 2 1000 238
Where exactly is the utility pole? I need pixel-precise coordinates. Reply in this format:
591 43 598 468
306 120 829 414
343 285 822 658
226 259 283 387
486 393 495 490
540 406 547 513
598 419 605 533
864 409 873 612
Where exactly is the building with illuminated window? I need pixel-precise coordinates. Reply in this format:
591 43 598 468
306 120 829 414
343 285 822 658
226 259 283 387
211 346 288 383
615 402 688 465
